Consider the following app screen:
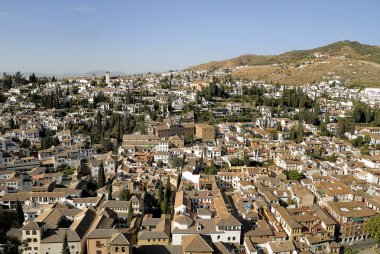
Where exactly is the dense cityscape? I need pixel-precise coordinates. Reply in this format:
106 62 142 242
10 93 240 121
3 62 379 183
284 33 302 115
1 1 380 254
1 61 380 254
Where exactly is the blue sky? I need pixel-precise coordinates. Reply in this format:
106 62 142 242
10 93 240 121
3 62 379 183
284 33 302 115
0 0 379 74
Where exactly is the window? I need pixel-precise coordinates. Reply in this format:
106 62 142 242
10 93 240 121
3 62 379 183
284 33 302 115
115 247 119 252
228 237 231 241
217 235 220 240
96 251 102 254
32 230 37 235
26 231 30 235
33 238 37 242
122 247 125 252
232 237 236 241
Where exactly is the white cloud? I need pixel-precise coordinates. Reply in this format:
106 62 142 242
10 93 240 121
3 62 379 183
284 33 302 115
70 4 96 13
0 12 10 16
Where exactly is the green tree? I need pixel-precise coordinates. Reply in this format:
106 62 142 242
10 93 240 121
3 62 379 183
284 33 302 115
368 215 380 248
13 71 27 85
195 90 200 104
107 181 113 200
16 200 24 227
127 202 133 227
0 92 7 103
157 161 164 168
28 73 38 83
171 157 184 169
230 158 244 166
62 232 70 254
243 155 251 166
284 170 304 181
157 179 163 203
276 121 282 131
97 162 106 189
163 176 172 214
2 75 13 89
343 247 357 254
119 187 130 201
289 125 303 143
0 237 25 254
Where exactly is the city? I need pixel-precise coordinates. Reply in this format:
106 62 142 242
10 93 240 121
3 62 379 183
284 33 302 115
0 1 380 254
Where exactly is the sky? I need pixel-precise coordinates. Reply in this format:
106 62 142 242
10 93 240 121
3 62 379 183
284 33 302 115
0 0 379 75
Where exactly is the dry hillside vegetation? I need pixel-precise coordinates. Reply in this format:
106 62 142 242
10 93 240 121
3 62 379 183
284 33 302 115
189 41 380 87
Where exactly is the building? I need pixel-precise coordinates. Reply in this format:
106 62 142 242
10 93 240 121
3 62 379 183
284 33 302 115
195 123 215 141
325 201 377 243
105 71 110 85
137 214 170 245
151 123 195 139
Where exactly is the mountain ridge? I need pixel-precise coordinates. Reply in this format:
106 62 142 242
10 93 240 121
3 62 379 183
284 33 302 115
188 41 380 87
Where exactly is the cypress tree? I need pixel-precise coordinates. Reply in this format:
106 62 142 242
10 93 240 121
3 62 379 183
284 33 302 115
16 199 24 227
119 187 130 201
62 231 70 254
97 162 106 188
107 181 113 200
127 202 133 227
164 176 171 213
157 179 163 203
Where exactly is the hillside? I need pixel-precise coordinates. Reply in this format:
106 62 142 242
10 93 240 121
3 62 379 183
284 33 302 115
189 41 380 87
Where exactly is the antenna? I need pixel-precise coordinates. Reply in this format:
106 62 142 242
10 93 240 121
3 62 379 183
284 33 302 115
342 32 346 41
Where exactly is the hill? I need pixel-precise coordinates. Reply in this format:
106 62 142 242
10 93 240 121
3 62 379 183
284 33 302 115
189 41 380 87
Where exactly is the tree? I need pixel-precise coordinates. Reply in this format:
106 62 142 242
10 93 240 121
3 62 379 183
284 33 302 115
157 161 164 168
119 187 130 201
230 158 244 166
343 247 357 254
62 232 70 254
289 125 303 143
70 86 79 95
336 118 352 138
0 237 25 254
16 199 24 227
97 162 106 189
276 121 282 131
157 179 163 204
243 155 251 166
127 202 133 227
107 181 113 200
368 215 380 248
0 92 7 103
28 73 38 84
284 170 304 181
162 176 172 214
195 90 200 104
2 75 12 89
12 71 27 85
171 157 184 169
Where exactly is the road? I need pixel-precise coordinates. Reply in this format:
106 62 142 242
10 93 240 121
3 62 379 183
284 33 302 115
342 238 377 253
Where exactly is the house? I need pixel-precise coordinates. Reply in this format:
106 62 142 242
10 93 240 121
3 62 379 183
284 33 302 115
86 229 131 254
137 214 170 245
324 201 376 243
182 234 214 254
263 241 297 254
195 123 215 141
